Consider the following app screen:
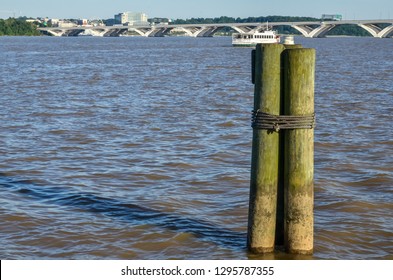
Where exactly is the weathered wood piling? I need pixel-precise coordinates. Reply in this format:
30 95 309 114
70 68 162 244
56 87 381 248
248 44 285 253
283 48 315 254
248 43 316 255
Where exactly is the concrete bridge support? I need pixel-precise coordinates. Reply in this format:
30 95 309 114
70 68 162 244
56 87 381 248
47 29 86 37
65 29 86 36
176 27 196 36
146 27 170 37
89 29 108 37
127 27 153 36
129 27 175 37
44 29 66 36
380 25 393 38
102 28 127 37
179 26 225 37
195 26 225 37
232 25 257 33
291 24 336 38
358 23 393 38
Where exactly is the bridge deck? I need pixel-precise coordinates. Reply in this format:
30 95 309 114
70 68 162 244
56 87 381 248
38 19 393 38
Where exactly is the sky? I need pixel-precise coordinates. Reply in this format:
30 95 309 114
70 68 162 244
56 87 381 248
1 0 392 20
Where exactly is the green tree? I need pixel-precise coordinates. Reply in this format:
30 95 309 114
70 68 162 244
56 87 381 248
0 18 40 36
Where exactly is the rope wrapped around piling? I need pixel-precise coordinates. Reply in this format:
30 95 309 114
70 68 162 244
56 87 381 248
252 110 316 132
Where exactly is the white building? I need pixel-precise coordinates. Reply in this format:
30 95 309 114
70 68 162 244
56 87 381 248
115 12 148 25
49 19 59 26
58 21 77 28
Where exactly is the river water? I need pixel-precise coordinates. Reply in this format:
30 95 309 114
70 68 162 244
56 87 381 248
0 36 392 260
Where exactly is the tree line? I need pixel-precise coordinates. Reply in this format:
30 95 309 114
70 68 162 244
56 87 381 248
0 18 40 36
172 15 319 24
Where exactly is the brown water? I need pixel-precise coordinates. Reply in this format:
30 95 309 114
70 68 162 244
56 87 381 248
0 36 392 260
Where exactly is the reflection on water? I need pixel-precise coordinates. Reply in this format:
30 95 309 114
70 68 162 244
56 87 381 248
0 36 392 259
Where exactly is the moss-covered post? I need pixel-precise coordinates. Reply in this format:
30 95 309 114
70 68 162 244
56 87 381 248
275 43 303 247
283 48 316 254
248 44 285 253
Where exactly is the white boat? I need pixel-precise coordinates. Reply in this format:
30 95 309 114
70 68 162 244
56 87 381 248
232 29 280 47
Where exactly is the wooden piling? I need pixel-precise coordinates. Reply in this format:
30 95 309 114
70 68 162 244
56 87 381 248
248 44 285 253
282 48 316 254
251 49 256 84
275 43 303 247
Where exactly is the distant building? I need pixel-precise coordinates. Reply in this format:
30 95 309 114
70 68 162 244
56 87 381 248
26 18 40 24
90 19 105 27
148 18 171 25
114 13 128 24
78 19 89 26
49 19 60 27
58 20 77 28
114 12 148 25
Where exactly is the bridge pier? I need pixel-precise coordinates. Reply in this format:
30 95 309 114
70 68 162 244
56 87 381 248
44 29 65 36
196 26 225 37
291 23 336 38
358 23 393 38
65 29 85 37
173 26 226 37
232 26 255 34
90 29 108 37
380 25 393 38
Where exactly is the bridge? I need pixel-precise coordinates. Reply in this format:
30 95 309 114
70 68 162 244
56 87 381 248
38 19 393 38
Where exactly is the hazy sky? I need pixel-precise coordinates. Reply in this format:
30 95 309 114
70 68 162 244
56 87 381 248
1 0 392 20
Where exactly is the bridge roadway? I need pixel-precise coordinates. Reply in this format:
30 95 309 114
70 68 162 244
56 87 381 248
38 19 393 38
